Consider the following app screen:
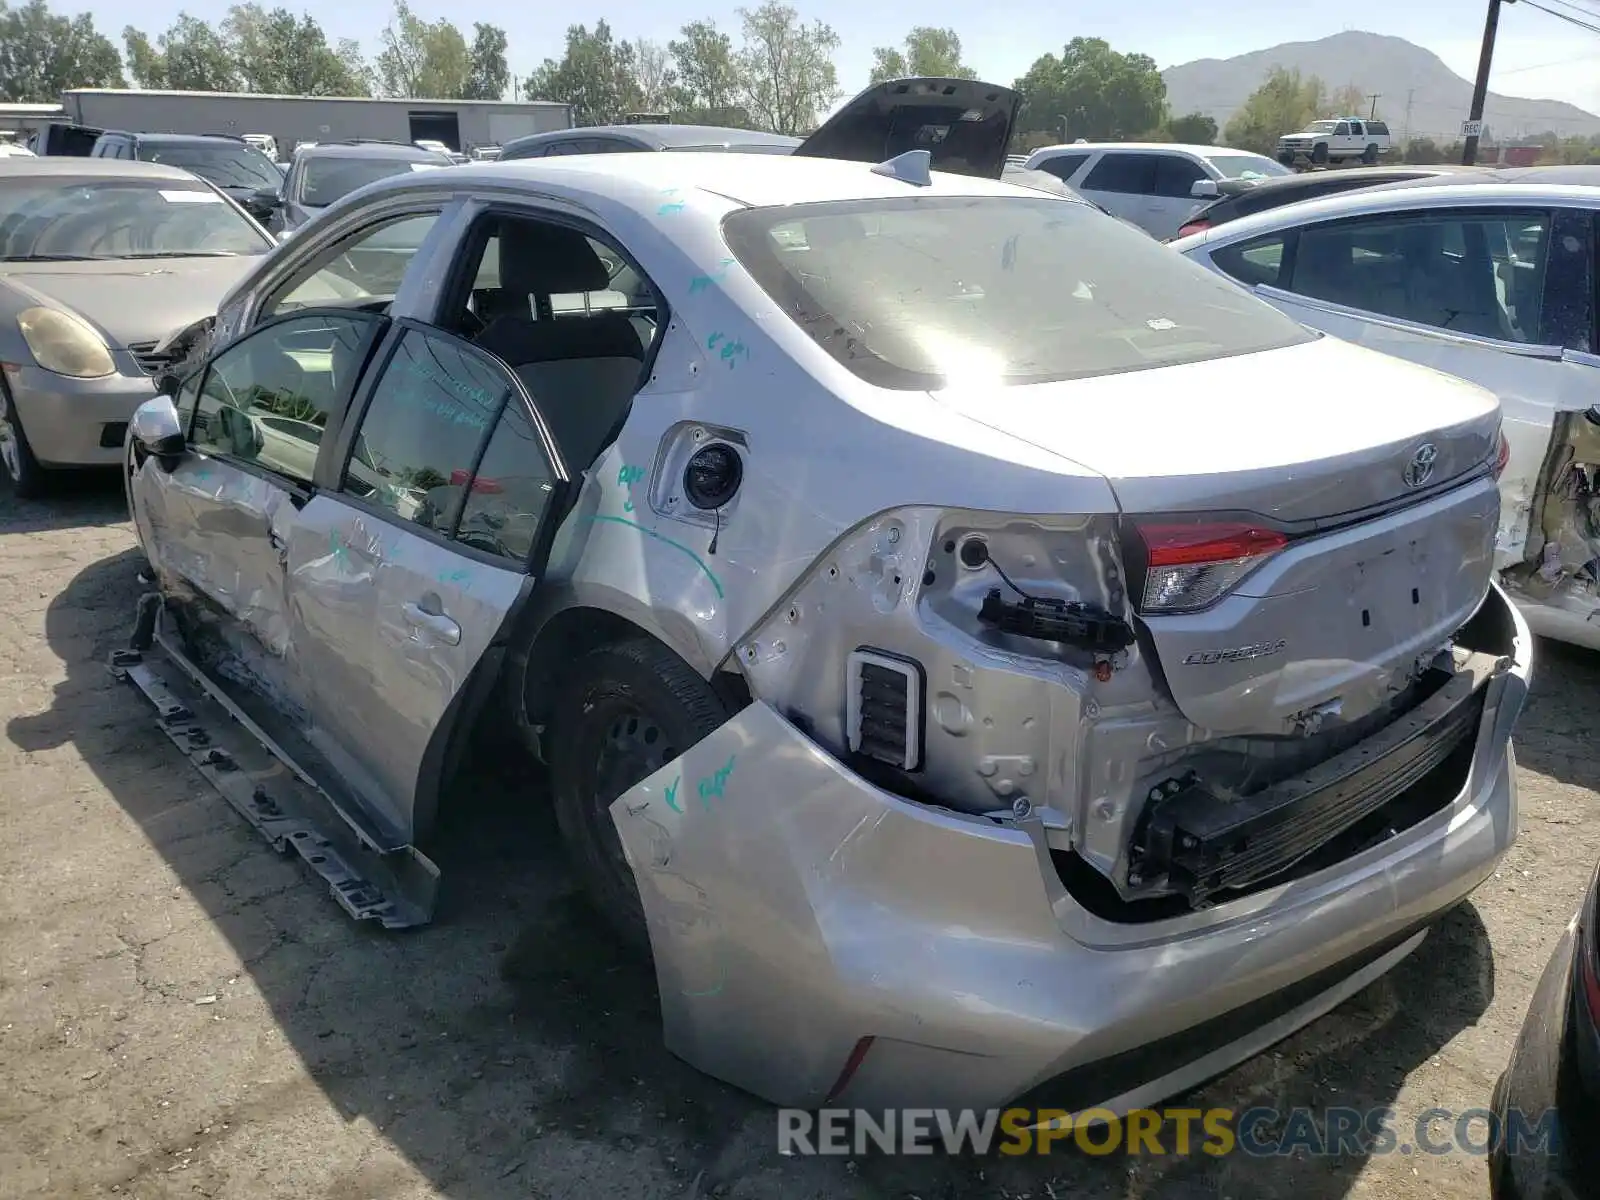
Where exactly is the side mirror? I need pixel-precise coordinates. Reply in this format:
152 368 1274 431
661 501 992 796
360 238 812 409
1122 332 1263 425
249 187 284 210
129 395 186 469
1190 179 1220 199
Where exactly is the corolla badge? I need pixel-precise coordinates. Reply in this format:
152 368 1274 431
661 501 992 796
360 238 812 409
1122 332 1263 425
1183 640 1287 666
1403 442 1438 489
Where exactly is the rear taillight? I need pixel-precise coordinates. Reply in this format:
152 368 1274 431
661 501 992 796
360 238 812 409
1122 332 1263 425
1134 520 1289 614
1176 219 1212 238
1493 430 1511 480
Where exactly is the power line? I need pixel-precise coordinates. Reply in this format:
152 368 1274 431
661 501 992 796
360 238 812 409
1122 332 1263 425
1517 0 1600 36
1496 51 1600 73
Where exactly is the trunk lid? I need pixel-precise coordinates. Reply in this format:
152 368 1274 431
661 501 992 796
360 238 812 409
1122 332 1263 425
934 335 1503 733
791 77 1019 179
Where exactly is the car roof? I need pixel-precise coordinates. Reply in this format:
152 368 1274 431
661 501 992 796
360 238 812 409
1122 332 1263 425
1218 165 1467 195
298 140 449 161
505 125 802 153
1177 179 1600 247
1029 142 1267 158
107 131 249 146
349 149 1038 215
0 157 201 181
1380 163 1600 190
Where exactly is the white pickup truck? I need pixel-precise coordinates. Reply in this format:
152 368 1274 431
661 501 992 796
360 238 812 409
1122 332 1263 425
1277 117 1392 167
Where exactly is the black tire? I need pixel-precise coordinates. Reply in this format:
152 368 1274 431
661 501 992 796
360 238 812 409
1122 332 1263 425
1277 150 1296 167
1362 143 1379 165
1311 142 1330 165
549 637 732 952
0 380 47 499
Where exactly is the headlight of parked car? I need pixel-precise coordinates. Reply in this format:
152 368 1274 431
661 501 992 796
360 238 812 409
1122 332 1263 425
17 306 115 378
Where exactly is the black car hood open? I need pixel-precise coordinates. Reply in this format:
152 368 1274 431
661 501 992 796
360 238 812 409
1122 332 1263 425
791 77 1020 180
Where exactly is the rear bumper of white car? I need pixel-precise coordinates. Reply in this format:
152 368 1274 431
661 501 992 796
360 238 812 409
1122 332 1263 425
612 583 1531 1114
6 360 156 467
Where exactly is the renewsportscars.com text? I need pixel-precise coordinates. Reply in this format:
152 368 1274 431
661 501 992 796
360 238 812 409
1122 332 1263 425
777 1106 1560 1158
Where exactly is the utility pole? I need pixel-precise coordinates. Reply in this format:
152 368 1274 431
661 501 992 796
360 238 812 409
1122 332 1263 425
1402 87 1415 144
1367 93 1381 119
1463 0 1516 165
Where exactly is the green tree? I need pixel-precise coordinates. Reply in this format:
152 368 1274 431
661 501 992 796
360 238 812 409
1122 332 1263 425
1014 38 1166 143
868 26 976 84
736 2 840 134
373 0 473 99
1324 83 1373 119
0 0 123 102
668 18 747 125
123 13 240 91
1166 111 1218 145
464 22 509 100
628 38 685 113
1402 135 1441 163
220 4 368 95
523 21 642 126
1222 66 1326 155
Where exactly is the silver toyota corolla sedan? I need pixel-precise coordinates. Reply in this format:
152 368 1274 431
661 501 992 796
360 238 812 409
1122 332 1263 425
115 77 1532 1121
0 158 275 496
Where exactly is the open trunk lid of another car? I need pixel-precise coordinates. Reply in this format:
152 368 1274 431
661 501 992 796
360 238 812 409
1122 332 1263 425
935 335 1503 735
791 77 1019 179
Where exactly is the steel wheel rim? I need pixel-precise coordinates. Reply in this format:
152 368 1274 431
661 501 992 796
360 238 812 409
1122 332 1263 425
0 396 20 482
592 703 676 877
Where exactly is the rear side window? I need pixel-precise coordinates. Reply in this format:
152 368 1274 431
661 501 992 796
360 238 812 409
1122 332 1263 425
1369 122 1390 136
723 196 1313 390
1082 153 1158 195
1034 152 1088 183
1212 234 1289 288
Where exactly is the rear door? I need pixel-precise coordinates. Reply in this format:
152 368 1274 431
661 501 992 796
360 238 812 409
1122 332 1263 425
1077 152 1161 231
304 319 572 838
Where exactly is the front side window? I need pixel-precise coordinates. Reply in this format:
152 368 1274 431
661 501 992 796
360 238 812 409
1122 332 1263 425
1082 153 1159 195
723 196 1314 390
341 327 514 537
139 142 283 192
1153 155 1208 198
297 156 444 209
0 178 274 262
1287 208 1552 342
190 313 383 485
265 211 443 317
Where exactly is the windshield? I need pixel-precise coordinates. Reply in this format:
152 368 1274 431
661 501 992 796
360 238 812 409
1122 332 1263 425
722 196 1313 390
1206 154 1291 181
1306 121 1340 134
0 178 274 261
138 142 282 191
299 156 443 207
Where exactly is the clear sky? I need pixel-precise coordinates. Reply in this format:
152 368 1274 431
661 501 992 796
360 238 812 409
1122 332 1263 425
53 0 1600 116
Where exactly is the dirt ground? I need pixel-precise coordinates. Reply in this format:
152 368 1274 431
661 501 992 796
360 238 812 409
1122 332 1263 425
1 475 1596 1200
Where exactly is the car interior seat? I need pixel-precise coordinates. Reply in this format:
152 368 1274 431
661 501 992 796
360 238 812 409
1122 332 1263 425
471 219 647 473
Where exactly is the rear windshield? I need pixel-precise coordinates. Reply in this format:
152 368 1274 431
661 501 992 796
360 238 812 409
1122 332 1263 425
721 196 1314 390
299 156 443 207
138 142 282 191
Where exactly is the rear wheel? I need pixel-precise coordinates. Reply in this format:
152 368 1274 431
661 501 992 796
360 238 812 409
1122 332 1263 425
549 637 732 953
1362 143 1379 164
0 382 46 499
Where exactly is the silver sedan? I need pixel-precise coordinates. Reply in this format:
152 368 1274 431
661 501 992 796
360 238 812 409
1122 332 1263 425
0 158 275 496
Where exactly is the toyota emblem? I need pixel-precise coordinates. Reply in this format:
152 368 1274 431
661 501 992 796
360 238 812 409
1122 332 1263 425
1403 442 1438 489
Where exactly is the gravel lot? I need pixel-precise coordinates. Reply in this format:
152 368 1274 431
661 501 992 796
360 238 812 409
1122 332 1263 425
2 475 1596 1200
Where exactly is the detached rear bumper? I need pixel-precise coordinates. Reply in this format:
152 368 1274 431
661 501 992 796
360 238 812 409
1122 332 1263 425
612 583 1532 1113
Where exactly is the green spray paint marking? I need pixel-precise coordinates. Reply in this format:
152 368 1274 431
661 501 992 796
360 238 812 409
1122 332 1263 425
688 257 736 294
663 774 682 813
617 463 646 513
705 331 749 369
583 514 724 599
695 754 737 810
328 529 351 570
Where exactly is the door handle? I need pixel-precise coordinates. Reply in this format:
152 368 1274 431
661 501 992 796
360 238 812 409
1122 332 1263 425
401 601 461 646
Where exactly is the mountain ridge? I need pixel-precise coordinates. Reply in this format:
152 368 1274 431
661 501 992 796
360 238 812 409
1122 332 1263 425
1161 31 1600 140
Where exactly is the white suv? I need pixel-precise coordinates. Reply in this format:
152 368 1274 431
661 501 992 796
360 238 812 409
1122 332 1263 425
1025 142 1291 239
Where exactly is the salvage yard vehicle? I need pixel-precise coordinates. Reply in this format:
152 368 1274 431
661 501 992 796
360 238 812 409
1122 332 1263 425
116 77 1533 1119
277 139 452 234
0 158 276 497
1490 857 1599 1199
1171 169 1600 650
1277 117 1393 167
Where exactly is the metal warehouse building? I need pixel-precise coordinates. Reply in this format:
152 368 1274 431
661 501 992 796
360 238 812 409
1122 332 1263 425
56 89 573 154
